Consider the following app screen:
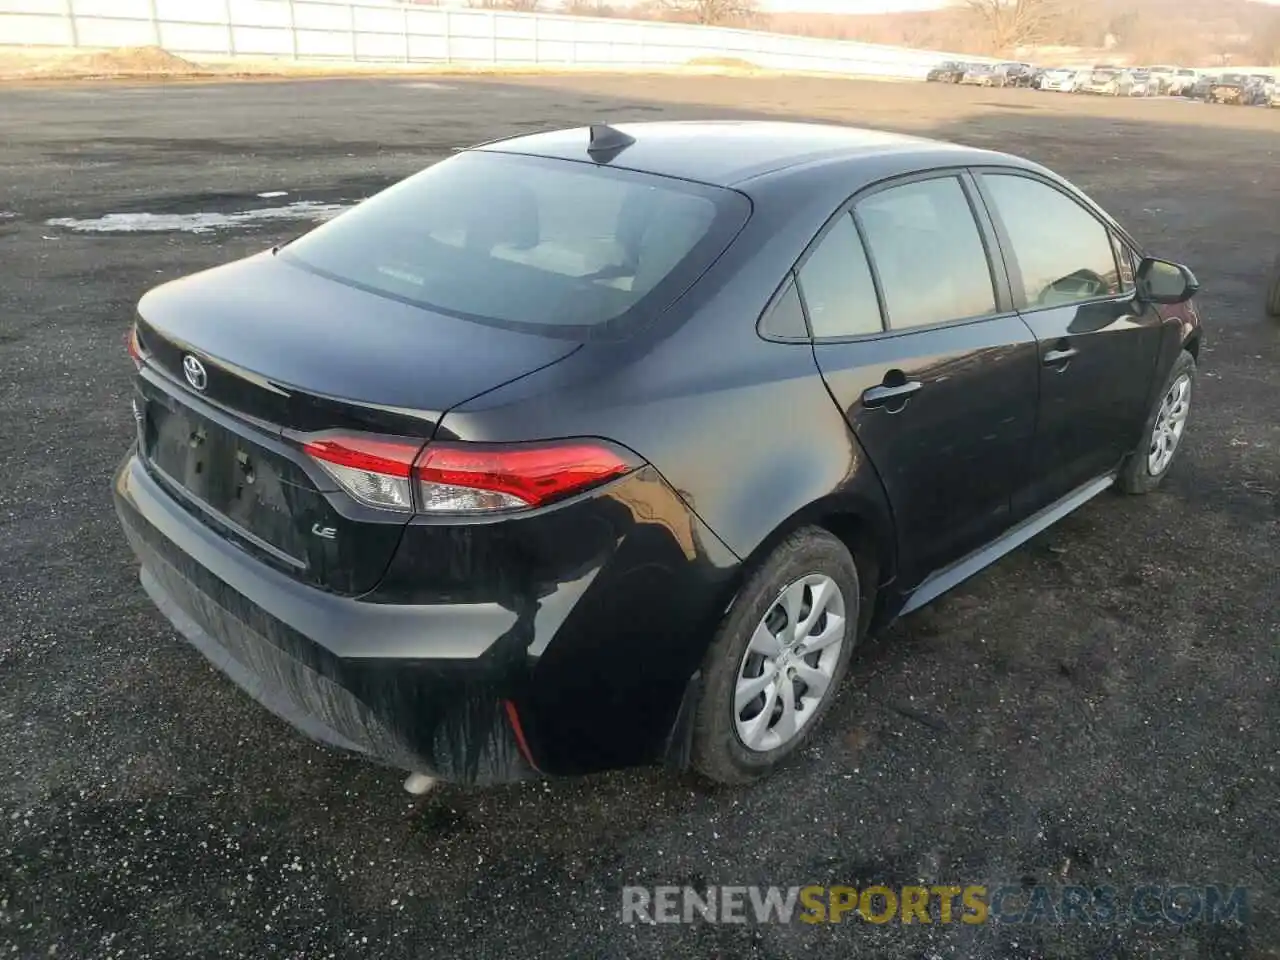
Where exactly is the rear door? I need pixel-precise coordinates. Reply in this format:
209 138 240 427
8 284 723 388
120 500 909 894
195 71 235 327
972 169 1164 516
806 172 1040 587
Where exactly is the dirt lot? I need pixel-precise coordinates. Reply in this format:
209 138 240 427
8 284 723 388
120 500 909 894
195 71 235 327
0 76 1277 959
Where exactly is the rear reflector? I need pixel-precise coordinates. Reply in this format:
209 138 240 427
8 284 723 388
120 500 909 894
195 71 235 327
302 433 425 512
301 433 640 515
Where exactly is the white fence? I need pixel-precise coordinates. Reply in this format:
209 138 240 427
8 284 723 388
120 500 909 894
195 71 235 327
0 0 980 79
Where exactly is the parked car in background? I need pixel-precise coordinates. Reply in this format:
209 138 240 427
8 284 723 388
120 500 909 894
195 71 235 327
1189 73 1217 100
926 60 969 83
1000 62 1038 87
1146 65 1177 94
1078 67 1127 95
1039 66 1088 93
1208 74 1257 104
1250 75 1276 102
960 63 999 86
1169 68 1199 96
1270 81 1280 107
1124 69 1153 96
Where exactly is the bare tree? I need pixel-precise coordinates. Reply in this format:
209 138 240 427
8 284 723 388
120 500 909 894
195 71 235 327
657 0 757 27
1249 9 1280 65
468 0 541 10
962 0 1060 52
562 0 616 16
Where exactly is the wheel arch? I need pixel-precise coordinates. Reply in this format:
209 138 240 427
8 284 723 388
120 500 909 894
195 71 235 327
726 491 897 643
662 492 896 772
1183 329 1202 359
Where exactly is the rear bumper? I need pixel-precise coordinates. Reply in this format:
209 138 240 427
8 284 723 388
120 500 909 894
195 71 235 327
115 452 537 783
114 448 739 782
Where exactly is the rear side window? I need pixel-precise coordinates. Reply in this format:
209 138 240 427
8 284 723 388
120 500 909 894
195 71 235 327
759 276 808 339
281 150 749 339
981 173 1121 309
795 213 882 339
856 176 997 330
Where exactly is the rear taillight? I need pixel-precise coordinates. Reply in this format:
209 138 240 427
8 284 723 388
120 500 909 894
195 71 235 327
415 441 639 514
302 433 640 515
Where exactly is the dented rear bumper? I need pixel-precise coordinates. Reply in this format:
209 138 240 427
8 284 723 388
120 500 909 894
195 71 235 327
114 447 741 783
114 452 538 784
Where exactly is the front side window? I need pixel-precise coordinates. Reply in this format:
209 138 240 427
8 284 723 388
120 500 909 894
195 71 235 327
981 173 1121 310
281 150 749 338
855 176 997 330
795 213 882 339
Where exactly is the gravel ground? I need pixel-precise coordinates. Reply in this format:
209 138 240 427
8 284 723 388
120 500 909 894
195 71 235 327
0 76 1277 959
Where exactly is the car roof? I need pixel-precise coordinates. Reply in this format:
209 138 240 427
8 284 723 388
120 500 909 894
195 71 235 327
474 121 992 188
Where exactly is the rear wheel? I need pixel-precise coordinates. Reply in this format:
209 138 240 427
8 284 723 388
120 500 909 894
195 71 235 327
1117 350 1196 494
691 527 860 785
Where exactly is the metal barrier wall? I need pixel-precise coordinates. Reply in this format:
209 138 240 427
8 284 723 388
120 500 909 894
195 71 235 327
0 0 984 79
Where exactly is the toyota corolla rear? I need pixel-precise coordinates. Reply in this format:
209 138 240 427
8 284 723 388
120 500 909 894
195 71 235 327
113 144 748 783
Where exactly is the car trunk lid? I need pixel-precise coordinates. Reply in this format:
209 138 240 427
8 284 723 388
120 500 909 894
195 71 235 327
133 251 580 595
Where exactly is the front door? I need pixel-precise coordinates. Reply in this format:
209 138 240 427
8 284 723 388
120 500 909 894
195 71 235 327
801 173 1039 587
973 170 1165 513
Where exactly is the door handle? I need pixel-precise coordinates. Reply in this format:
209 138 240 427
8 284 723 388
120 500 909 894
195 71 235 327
862 380 923 408
1043 346 1079 366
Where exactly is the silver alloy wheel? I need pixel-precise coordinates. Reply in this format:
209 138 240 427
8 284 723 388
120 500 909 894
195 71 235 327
733 573 846 753
1148 373 1192 475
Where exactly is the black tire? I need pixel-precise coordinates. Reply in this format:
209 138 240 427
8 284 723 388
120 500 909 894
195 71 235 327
1266 255 1280 318
691 526 860 785
1117 350 1197 494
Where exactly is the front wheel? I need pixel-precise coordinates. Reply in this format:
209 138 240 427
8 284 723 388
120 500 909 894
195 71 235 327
1117 350 1196 494
691 527 860 785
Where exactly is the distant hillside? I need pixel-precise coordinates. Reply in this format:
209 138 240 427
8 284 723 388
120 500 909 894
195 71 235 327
527 0 1280 65
762 0 1280 64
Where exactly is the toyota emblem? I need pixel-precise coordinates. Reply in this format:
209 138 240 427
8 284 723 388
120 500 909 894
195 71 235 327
182 354 208 392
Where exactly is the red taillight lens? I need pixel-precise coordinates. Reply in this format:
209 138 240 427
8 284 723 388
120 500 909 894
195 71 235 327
413 440 640 514
302 434 639 515
302 433 425 512
126 326 144 368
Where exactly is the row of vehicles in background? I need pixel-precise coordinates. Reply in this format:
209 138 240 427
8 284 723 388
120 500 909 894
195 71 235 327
1190 72 1278 105
927 60 1280 106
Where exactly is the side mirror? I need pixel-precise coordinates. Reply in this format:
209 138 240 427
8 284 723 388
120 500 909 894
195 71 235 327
1136 257 1199 305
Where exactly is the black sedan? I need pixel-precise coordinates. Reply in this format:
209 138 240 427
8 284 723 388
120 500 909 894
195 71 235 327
926 60 968 83
115 121 1203 787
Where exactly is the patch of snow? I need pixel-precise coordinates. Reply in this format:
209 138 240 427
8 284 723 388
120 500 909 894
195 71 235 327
46 201 349 234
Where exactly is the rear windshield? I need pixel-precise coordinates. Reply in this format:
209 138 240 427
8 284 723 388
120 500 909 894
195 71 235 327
281 150 749 339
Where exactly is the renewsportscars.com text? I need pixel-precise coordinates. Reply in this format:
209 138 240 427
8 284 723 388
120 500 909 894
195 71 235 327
621 884 1249 927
